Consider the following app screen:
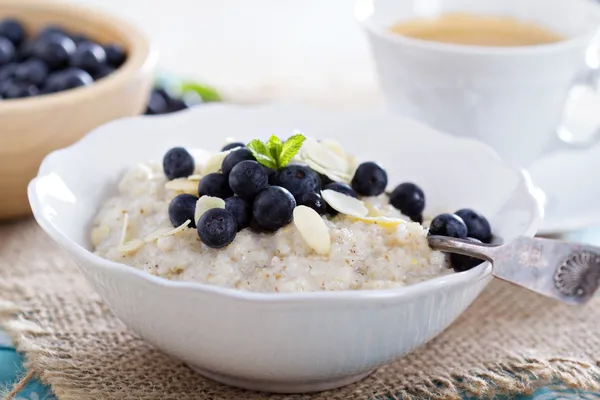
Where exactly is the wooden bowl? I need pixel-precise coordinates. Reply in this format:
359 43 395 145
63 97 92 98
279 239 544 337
0 0 157 220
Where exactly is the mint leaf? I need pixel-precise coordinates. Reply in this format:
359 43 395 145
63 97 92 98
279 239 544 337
180 81 222 102
279 134 306 167
247 139 277 169
267 135 283 167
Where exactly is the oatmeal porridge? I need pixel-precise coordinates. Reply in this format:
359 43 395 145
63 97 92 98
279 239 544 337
91 134 492 292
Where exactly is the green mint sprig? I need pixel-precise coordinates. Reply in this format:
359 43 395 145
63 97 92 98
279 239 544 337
247 134 306 170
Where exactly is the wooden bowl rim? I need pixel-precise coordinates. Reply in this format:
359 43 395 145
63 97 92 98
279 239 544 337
0 0 158 111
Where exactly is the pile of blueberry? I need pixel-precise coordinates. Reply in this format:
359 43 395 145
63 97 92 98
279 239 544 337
163 141 393 249
162 140 492 274
0 18 126 99
428 210 492 272
144 87 202 115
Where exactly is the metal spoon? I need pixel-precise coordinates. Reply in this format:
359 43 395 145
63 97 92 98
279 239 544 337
428 235 600 305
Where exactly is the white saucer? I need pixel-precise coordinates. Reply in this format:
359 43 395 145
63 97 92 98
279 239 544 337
530 85 600 235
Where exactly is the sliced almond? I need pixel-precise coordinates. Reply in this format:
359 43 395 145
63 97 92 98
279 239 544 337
364 201 384 217
119 212 129 245
161 220 191 237
320 139 346 158
90 225 110 247
303 138 349 174
304 158 351 183
202 150 232 175
118 239 144 255
321 189 368 218
187 174 203 181
144 228 173 243
293 205 331 255
188 149 213 174
347 215 406 228
195 196 226 224
165 178 199 195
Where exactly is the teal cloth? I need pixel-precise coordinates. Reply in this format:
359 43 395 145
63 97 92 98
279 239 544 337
1 329 598 400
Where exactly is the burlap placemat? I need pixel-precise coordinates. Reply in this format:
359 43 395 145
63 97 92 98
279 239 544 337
1 218 599 400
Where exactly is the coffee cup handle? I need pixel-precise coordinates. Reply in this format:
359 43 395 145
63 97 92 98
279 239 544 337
545 64 600 154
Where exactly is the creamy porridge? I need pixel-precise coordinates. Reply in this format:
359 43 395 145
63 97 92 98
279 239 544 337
91 135 492 293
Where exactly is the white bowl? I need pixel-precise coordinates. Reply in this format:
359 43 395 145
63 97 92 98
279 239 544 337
28 103 542 393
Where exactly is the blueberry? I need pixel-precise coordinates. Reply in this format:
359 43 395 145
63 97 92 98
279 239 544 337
0 62 17 81
429 213 468 238
389 183 425 219
163 147 195 180
318 173 333 186
104 43 126 68
92 64 115 80
323 182 357 215
0 19 26 47
44 68 92 93
271 165 321 201
37 26 68 39
197 208 237 248
145 89 168 115
164 97 188 113
412 214 423 224
248 217 269 234
2 82 38 99
263 166 277 182
70 41 106 73
32 33 76 70
221 148 256 176
152 88 183 113
16 40 36 61
168 193 199 228
71 34 92 46
351 162 388 197
221 142 246 152
324 182 357 198
450 238 484 272
252 186 296 231
198 173 233 199
0 37 15 65
228 160 268 200
14 59 48 86
455 209 492 243
225 196 252 231
297 192 326 215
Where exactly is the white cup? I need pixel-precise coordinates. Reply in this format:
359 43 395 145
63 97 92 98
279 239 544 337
356 0 600 166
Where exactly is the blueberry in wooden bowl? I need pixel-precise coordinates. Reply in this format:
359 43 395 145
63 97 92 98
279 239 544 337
0 0 157 220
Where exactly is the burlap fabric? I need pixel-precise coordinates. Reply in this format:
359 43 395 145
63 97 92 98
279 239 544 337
1 219 599 400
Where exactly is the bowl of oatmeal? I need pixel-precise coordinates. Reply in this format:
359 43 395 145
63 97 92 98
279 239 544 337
28 103 542 393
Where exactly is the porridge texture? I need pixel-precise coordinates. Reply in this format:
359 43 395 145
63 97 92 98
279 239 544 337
92 161 449 292
91 135 491 293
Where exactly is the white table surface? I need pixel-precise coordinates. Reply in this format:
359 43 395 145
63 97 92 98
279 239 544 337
72 0 385 110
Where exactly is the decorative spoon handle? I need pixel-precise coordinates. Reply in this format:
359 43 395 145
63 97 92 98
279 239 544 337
428 235 600 305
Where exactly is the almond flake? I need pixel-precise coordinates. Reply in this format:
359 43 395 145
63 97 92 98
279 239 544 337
303 158 351 183
347 215 407 228
293 205 331 255
303 138 349 174
119 213 129 245
161 220 191 237
118 239 144 255
321 189 368 218
165 178 198 195
91 225 110 247
195 196 225 224
187 174 203 181
144 228 173 243
364 201 384 217
188 149 213 174
202 150 232 175
320 139 346 158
